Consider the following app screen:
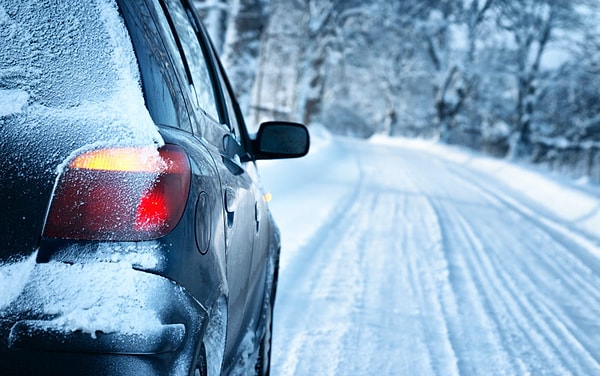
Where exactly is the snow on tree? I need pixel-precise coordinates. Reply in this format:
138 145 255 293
194 0 600 180
193 0 230 54
220 0 270 119
495 0 590 157
248 0 305 127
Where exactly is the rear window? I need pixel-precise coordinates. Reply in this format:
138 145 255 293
1 2 122 107
0 0 161 147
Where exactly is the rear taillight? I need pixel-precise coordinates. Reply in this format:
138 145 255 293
44 144 191 240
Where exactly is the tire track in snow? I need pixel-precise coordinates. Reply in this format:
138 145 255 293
428 201 519 375
335 190 459 375
439 199 599 374
332 141 462 375
419 156 600 374
272 167 365 375
270 138 600 375
273 141 462 375
395 153 517 375
437 202 566 374
440 158 600 299
272 137 376 374
438 159 600 366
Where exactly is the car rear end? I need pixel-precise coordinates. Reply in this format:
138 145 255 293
0 1 206 374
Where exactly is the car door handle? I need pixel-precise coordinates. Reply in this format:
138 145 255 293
224 187 238 228
254 202 261 233
222 154 244 176
222 134 244 175
225 187 238 213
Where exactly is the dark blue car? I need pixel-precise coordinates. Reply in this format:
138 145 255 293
0 0 309 374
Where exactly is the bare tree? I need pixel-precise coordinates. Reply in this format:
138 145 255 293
292 0 345 125
496 0 584 157
193 0 230 54
419 0 496 141
221 0 270 114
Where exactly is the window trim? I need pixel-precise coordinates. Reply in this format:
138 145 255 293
117 0 193 132
159 0 229 126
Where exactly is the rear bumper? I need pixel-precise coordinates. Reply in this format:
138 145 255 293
9 320 185 354
0 261 207 375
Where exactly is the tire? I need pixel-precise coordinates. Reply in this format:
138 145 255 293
255 295 273 376
256 253 279 376
196 298 227 376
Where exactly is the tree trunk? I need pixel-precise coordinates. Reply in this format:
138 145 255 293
221 0 270 114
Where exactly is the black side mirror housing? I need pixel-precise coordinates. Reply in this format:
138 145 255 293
252 121 310 160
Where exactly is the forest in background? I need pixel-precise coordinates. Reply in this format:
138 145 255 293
193 0 600 183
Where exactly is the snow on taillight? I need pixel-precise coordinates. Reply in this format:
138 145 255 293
43 145 191 240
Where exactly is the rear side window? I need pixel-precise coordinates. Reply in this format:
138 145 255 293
164 0 220 121
119 0 191 132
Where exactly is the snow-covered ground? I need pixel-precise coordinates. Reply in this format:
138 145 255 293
259 127 600 375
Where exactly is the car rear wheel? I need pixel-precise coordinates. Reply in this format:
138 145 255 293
255 254 279 376
195 298 227 376
255 295 273 376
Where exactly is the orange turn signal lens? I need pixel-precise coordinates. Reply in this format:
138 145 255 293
69 147 166 172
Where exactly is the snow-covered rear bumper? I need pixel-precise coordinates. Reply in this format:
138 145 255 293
0 261 207 375
8 319 185 354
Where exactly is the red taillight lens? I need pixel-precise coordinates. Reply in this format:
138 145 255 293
44 144 191 240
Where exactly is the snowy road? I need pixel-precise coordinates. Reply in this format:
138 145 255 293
259 131 600 375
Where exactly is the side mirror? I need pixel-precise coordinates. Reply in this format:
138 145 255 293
252 121 310 160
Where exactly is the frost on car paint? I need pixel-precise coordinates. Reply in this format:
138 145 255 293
0 89 28 117
0 0 164 258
